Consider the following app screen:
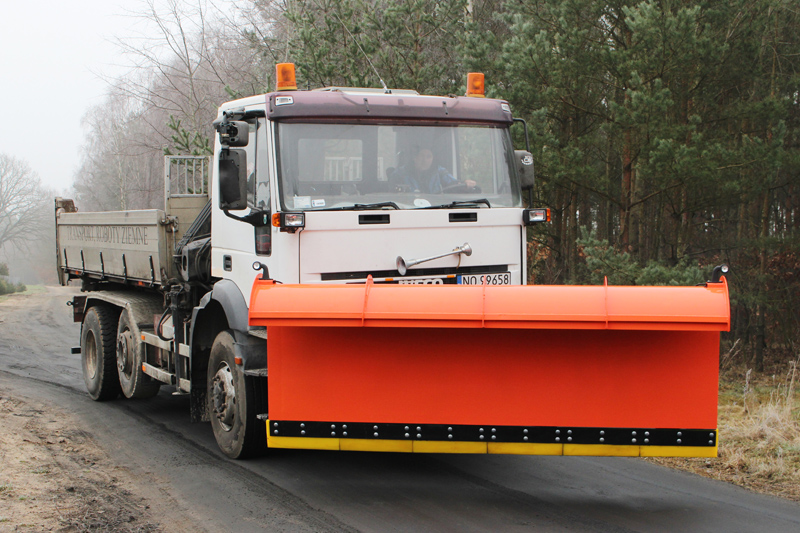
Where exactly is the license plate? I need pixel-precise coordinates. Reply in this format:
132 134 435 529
457 273 511 285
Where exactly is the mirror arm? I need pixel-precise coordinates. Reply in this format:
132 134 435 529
222 209 247 223
513 118 530 152
222 209 271 227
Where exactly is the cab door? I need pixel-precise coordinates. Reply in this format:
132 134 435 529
211 115 281 306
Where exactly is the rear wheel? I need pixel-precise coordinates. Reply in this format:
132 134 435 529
207 330 266 459
116 309 160 399
81 305 121 401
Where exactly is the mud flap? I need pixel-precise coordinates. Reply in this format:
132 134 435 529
249 278 729 457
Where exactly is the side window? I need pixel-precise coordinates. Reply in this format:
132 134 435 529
253 119 271 256
250 120 270 210
244 122 257 207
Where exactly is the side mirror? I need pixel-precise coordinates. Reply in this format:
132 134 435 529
218 120 250 147
515 150 534 189
219 149 247 210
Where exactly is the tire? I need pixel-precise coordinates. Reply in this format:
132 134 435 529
81 305 121 401
116 309 160 399
207 330 267 459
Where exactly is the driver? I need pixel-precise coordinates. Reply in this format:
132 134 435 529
397 147 477 193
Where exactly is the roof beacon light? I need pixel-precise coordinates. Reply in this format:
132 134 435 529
466 72 485 98
276 63 297 91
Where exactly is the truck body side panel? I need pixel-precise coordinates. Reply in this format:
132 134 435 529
56 210 174 286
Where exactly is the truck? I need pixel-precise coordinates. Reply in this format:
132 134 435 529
56 64 730 460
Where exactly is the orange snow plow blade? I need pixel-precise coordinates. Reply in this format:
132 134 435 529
250 279 729 457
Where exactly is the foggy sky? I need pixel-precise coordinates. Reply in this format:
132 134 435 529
0 1 151 193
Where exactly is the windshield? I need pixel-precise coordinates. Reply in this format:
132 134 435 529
276 122 521 210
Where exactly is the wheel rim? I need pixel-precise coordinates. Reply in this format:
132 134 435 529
117 328 134 378
211 362 236 432
85 330 98 380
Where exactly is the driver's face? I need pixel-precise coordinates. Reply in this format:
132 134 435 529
414 149 434 171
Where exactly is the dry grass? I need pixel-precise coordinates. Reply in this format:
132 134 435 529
650 356 800 501
0 284 46 303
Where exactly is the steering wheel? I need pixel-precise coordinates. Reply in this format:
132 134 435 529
394 183 417 193
441 182 481 194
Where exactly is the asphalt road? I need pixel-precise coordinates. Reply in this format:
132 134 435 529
1 286 799 532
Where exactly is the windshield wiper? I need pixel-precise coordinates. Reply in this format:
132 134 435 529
318 201 400 211
354 202 400 210
420 198 492 209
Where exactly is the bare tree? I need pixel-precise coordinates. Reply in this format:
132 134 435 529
233 0 294 76
113 0 267 149
0 154 51 251
74 89 166 211
72 0 274 211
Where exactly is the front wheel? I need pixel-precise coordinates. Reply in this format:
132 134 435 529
207 330 266 459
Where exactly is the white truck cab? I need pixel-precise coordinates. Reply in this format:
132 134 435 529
211 87 535 306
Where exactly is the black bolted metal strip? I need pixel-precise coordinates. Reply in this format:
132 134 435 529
269 421 716 447
321 264 508 281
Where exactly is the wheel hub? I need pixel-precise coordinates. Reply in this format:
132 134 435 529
117 329 134 377
85 331 98 380
211 363 236 431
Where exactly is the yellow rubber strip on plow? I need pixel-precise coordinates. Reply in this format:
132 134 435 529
341 439 412 453
412 441 487 454
488 442 564 455
564 444 640 456
268 435 340 451
267 431 717 457
640 445 718 458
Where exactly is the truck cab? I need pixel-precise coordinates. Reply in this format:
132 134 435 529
212 86 530 307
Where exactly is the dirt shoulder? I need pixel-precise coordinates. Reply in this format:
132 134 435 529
0 386 160 532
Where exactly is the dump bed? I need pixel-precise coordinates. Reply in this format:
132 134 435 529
56 206 177 287
55 157 209 288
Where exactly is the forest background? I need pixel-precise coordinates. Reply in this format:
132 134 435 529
1 0 798 374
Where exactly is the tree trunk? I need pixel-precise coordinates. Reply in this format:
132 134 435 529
753 191 770 372
677 187 690 259
568 188 579 282
620 129 632 251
